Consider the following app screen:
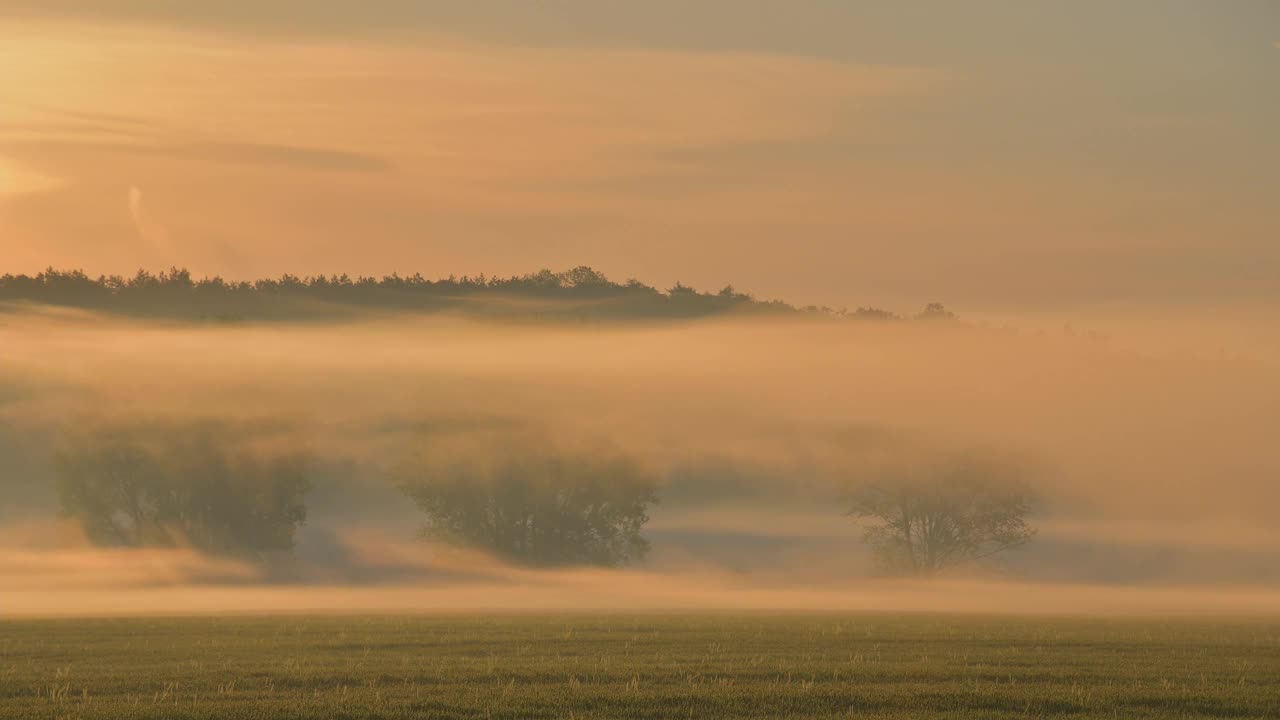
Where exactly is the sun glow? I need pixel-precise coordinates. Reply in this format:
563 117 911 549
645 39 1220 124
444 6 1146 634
0 157 61 197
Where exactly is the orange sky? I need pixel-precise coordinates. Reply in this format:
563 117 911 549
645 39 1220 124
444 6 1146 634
1 2 1277 309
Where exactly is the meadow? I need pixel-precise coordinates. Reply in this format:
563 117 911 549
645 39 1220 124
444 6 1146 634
1 613 1277 719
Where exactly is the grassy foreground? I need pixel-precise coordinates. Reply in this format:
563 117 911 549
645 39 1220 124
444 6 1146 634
1 613 1277 719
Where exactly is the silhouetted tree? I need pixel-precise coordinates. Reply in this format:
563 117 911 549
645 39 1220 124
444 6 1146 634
398 449 658 567
55 425 310 556
852 306 898 321
847 452 1034 575
916 302 956 321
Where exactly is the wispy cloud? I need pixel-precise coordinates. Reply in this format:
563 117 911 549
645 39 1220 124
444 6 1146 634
17 102 156 128
188 142 393 173
128 185 171 255
6 139 392 174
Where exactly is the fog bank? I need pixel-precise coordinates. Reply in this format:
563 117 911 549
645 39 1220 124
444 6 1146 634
1 306 1277 614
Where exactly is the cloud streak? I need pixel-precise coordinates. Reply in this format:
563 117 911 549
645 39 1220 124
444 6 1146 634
7 139 392 174
128 185 171 254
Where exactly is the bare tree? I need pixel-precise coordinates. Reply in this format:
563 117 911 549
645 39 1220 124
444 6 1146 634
847 452 1035 574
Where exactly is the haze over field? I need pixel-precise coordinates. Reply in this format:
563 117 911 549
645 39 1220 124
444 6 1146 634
1 304 1278 615
1 2 1278 618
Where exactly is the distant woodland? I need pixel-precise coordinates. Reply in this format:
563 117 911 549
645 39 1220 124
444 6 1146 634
0 267 954 323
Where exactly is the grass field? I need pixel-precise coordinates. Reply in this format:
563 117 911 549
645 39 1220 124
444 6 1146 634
1 613 1277 719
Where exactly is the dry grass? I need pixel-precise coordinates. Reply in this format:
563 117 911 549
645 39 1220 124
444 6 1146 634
0 613 1277 719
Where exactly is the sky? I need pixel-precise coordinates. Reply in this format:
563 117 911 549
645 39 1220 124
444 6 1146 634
1 1 1277 310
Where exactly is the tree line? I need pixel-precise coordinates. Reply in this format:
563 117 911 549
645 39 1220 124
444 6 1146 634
0 267 954 323
52 424 1032 575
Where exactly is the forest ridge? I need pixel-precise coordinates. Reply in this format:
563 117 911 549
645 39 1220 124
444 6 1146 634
0 267 953 323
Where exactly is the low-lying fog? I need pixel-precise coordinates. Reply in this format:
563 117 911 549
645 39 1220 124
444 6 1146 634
2 305 1278 616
